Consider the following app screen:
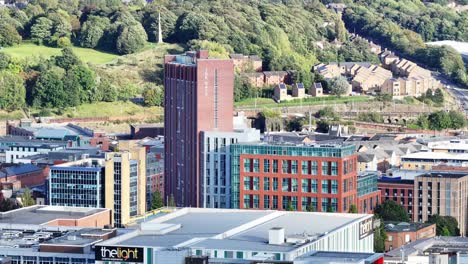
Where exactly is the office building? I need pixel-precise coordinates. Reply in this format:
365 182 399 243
200 129 260 208
95 208 375 263
49 158 106 209
164 50 234 207
230 142 358 212
104 150 146 227
384 222 436 252
6 143 65 163
414 172 468 235
49 149 146 227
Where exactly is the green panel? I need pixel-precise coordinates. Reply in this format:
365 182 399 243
146 248 153 264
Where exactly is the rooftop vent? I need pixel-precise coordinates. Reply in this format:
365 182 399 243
269 227 285 245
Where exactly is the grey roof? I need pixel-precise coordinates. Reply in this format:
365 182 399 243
35 128 69 139
2 164 42 176
106 208 370 254
385 222 434 233
385 237 468 258
0 206 109 225
313 82 323 89
358 153 375 163
296 251 383 264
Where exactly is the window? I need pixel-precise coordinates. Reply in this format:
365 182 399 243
282 178 289 192
264 195 270 209
282 160 290 174
331 180 338 194
388 235 393 242
253 159 260 172
273 160 278 173
244 177 251 191
272 195 278 209
291 160 298 174
292 178 298 192
311 161 318 175
273 178 278 191
301 161 309 175
253 177 259 190
243 195 251 208
321 180 329 194
236 252 244 259
253 195 259 208
196 250 202 256
264 177 270 191
405 234 410 243
264 159 270 173
244 158 251 172
321 198 328 212
301 197 309 211
302 179 309 193
331 198 338 212
224 251 234 258
322 161 330 175
331 162 338 176
282 196 290 209
311 179 318 193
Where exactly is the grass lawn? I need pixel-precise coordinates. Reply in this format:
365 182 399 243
235 96 372 108
2 43 118 64
30 101 163 119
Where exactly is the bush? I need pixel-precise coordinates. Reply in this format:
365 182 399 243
57 37 71 48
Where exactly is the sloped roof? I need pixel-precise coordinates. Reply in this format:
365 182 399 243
2 164 42 176
35 128 69 139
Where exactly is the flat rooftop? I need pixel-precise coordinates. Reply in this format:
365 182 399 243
100 208 370 253
0 205 109 225
50 158 105 169
385 222 434 233
402 151 468 161
295 251 383 264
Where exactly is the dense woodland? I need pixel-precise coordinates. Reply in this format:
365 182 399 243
0 0 466 110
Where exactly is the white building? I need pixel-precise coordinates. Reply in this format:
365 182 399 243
200 129 260 208
5 143 65 163
95 208 375 264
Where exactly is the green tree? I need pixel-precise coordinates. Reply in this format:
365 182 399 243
448 110 467 129
0 71 26 110
427 215 460 236
54 48 81 70
328 76 349 97
416 114 430 130
67 65 96 103
0 53 11 70
0 199 19 212
374 217 387 253
151 190 164 210
286 200 294 211
285 117 305 132
327 204 334 212
348 204 358 213
0 22 22 47
316 107 337 119
374 200 410 222
30 17 53 45
21 188 35 207
32 69 66 108
116 23 148 54
142 84 164 107
79 16 110 48
432 88 444 104
306 203 315 212
428 110 451 131
98 80 118 102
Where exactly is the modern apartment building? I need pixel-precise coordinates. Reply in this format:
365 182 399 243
49 148 146 227
200 129 260 208
356 172 381 214
378 176 415 220
414 173 468 236
230 142 358 212
164 50 234 207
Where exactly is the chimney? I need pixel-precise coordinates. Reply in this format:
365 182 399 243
268 227 285 245
197 50 209 59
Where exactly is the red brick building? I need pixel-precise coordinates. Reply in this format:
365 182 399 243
0 164 49 189
378 177 414 220
231 143 360 212
384 222 436 251
164 50 234 207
